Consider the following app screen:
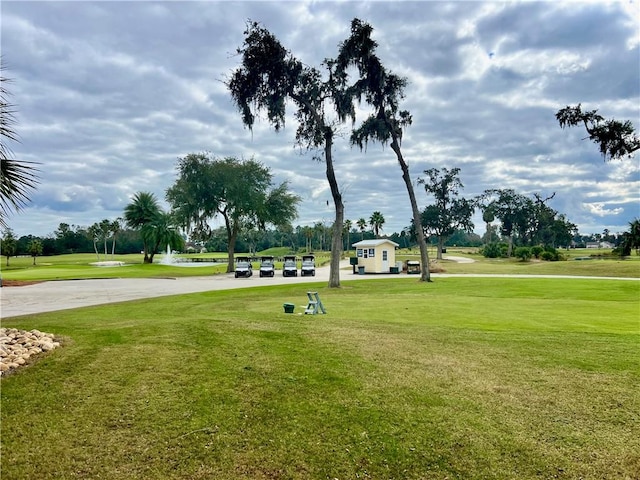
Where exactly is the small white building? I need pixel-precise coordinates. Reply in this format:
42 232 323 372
352 239 399 273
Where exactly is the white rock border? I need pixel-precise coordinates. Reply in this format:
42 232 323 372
0 327 60 376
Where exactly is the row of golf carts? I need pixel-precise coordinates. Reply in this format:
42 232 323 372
234 255 316 278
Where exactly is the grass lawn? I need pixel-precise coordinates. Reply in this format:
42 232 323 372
1 278 638 479
0 252 335 282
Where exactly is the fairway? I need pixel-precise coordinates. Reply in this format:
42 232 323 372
1 277 639 479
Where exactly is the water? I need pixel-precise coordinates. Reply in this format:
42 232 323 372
159 245 175 265
158 246 219 267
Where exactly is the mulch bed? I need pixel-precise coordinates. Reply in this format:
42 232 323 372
1 280 44 287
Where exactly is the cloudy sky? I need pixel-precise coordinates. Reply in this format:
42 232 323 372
2 0 639 239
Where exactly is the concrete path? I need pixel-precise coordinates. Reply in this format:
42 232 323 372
0 262 392 318
1 261 637 318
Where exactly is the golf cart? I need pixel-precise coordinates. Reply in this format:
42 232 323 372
282 255 298 277
234 256 253 278
259 255 275 277
301 254 316 277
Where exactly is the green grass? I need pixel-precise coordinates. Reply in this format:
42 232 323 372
0 252 337 281
2 278 639 479
1 250 639 282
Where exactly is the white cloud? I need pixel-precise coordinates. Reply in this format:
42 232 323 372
2 1 638 238
582 202 624 217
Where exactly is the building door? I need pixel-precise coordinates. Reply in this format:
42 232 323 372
382 250 389 272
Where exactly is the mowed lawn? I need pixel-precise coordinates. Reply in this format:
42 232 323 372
1 278 639 479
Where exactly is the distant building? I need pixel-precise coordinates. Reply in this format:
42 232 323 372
586 241 614 249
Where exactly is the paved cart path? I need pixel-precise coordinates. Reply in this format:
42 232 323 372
2 259 637 318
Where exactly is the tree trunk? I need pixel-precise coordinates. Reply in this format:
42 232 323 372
324 128 343 288
391 139 431 282
437 236 444 260
226 220 238 274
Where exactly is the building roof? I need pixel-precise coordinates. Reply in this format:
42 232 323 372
352 239 399 248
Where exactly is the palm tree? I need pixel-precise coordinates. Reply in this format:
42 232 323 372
369 211 385 238
356 218 367 240
110 218 122 258
87 223 101 260
621 218 640 256
27 238 42 265
343 219 352 252
1 59 39 228
124 192 161 263
99 219 111 257
143 211 184 263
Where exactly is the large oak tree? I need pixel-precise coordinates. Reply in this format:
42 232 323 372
166 153 299 273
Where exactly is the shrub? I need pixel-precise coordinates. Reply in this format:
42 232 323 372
540 251 555 261
540 247 565 261
530 245 544 259
481 243 502 258
515 246 532 261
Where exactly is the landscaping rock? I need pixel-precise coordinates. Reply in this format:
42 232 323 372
0 327 60 377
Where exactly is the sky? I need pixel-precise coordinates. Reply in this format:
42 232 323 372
1 0 639 239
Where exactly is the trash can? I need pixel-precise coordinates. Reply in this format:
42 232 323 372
283 303 295 314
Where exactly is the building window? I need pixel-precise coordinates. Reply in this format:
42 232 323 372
357 248 363 257
368 248 375 257
382 250 388 261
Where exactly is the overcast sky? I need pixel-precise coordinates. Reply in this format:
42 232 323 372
2 0 639 239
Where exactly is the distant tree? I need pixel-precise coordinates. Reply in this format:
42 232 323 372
1 227 17 266
334 18 432 281
480 204 497 243
356 218 367 240
27 238 42 265
87 223 101 260
228 21 357 287
343 219 352 251
556 104 640 160
124 191 162 263
418 167 474 260
619 218 640 256
98 219 111 258
110 218 122 258
302 226 313 253
480 189 532 257
143 211 184 263
369 211 385 238
166 153 299 272
0 59 39 229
